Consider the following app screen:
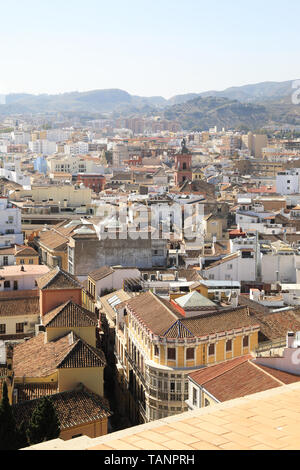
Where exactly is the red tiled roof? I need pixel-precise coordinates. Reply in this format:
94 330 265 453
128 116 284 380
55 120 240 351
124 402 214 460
189 357 300 403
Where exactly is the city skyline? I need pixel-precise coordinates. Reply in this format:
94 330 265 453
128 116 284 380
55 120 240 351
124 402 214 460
1 0 300 98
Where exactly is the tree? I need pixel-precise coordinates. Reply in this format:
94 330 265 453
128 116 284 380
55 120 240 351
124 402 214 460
0 381 17 450
16 420 29 450
26 397 60 445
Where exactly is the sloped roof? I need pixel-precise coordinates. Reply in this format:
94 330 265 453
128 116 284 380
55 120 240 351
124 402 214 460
15 245 39 257
124 291 181 336
189 356 300 403
0 290 39 317
13 387 111 430
43 301 98 328
174 291 217 309
13 331 106 378
37 267 81 290
239 295 300 341
204 252 240 270
124 292 259 339
57 333 106 369
89 266 114 282
179 306 259 338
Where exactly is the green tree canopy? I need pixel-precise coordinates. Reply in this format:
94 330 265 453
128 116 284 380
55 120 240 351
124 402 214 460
0 381 17 450
26 396 60 445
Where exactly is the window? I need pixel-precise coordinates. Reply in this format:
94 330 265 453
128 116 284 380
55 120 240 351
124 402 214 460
186 348 195 360
209 274 215 280
208 343 215 356
193 388 198 406
0 324 6 334
16 323 24 333
3 256 8 266
4 281 10 289
154 345 159 357
243 336 249 348
29 259 34 265
13 281 18 291
225 275 231 281
227 264 233 270
205 399 210 407
167 348 176 361
226 340 232 352
20 259 25 265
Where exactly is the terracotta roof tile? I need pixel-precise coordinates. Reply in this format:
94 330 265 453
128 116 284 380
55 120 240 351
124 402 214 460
13 331 106 378
13 388 111 430
0 291 39 317
124 293 259 338
37 267 82 290
43 301 97 328
89 266 114 282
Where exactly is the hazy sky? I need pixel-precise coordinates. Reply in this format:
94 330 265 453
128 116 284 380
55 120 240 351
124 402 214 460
0 0 299 98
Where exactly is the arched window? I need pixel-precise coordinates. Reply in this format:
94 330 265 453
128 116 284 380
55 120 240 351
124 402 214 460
183 163 187 170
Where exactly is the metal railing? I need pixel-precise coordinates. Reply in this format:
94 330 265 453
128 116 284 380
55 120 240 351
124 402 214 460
255 337 286 354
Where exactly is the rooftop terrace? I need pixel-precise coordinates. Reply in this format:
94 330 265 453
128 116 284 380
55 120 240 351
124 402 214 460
26 381 300 450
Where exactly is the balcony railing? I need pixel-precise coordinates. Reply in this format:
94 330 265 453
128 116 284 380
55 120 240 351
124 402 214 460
255 337 286 354
125 351 147 388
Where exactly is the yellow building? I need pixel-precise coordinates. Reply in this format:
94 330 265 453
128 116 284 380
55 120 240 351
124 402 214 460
10 299 109 439
12 386 111 441
192 168 203 181
15 245 39 265
115 291 260 423
202 214 224 241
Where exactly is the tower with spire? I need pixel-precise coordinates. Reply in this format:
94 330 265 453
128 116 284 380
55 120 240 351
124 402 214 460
174 138 192 186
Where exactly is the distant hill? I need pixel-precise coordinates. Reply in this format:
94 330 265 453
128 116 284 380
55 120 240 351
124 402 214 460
169 80 298 105
0 89 167 115
1 80 300 130
163 96 269 131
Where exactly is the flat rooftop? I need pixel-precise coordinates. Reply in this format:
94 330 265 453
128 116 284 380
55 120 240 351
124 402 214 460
27 381 300 450
0 265 49 276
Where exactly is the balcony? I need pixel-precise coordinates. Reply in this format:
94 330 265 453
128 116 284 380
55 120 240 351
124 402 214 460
125 351 147 388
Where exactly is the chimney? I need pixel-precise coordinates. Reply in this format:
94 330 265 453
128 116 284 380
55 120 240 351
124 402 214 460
287 332 296 348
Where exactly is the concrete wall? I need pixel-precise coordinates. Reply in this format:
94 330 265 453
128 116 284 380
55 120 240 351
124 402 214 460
95 268 141 297
46 326 97 348
0 313 39 336
58 367 104 397
40 288 82 316
262 254 298 283
72 237 167 277
60 418 108 441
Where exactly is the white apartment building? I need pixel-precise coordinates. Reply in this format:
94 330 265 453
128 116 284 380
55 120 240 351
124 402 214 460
46 129 73 142
0 265 49 292
0 157 31 188
276 170 300 195
64 142 89 155
11 131 31 145
47 154 104 175
0 198 24 247
201 250 257 283
112 143 129 167
261 250 300 284
29 140 57 155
